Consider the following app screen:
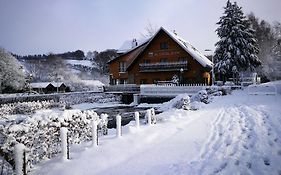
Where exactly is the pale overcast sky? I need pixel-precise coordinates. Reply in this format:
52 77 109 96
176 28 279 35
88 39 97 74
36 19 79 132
0 0 280 55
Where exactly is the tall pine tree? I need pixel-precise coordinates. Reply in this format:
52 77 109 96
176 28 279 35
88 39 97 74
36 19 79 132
214 1 261 81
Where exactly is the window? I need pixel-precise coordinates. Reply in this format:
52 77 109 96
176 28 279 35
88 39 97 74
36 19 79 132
119 79 127 84
160 58 168 63
119 61 126 72
153 79 160 84
140 79 147 84
143 59 150 64
160 42 168 50
178 58 186 62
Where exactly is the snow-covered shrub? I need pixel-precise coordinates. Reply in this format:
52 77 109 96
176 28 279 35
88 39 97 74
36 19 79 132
206 86 231 96
59 93 121 105
0 100 56 116
0 109 106 173
190 101 206 110
160 94 191 111
191 90 209 104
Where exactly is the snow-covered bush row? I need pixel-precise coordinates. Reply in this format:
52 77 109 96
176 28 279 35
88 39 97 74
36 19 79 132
160 86 232 111
59 93 121 105
191 86 232 104
0 109 108 173
0 100 56 116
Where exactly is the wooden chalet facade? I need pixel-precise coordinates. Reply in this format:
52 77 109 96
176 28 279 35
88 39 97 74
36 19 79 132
108 27 213 85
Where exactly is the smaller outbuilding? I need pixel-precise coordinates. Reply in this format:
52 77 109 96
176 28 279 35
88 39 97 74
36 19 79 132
30 82 68 94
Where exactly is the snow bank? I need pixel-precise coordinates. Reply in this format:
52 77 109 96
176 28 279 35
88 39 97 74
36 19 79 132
32 90 281 175
247 80 281 95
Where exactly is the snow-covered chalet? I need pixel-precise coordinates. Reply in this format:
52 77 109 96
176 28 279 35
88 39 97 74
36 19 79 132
108 27 213 85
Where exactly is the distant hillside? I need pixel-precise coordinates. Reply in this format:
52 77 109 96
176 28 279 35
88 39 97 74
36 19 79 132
14 50 117 91
15 50 85 60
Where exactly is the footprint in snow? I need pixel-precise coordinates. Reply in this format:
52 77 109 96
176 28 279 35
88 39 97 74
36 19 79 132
263 157 270 166
246 162 252 169
268 140 274 147
277 150 281 156
243 144 249 150
213 162 227 174
274 138 278 143
234 160 239 166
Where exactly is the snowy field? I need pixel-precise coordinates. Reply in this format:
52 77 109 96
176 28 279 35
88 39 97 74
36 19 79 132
32 89 281 175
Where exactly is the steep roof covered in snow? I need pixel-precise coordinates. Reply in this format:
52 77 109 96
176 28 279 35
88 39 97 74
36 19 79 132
125 27 212 70
117 38 149 54
161 27 213 68
108 40 149 64
110 27 213 70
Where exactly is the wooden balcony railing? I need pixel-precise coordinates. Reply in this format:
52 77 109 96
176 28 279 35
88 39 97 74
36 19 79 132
139 61 188 72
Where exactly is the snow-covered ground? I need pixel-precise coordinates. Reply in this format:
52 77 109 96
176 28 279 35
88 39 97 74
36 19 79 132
32 89 281 175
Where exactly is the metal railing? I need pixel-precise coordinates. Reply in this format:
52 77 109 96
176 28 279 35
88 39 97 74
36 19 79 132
140 84 207 97
104 84 140 93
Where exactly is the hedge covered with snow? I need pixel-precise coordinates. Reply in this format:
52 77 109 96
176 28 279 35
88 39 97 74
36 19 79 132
0 100 56 117
0 109 108 173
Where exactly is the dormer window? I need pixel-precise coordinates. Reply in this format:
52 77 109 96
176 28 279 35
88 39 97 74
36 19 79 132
160 42 168 50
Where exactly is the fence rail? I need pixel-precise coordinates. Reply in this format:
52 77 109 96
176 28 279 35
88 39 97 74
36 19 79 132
104 85 140 93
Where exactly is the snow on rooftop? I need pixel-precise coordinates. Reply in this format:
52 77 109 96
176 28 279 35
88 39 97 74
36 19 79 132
117 38 149 54
79 80 104 87
30 82 65 88
162 27 213 68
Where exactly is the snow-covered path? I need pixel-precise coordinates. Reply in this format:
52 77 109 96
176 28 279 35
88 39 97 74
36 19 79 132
33 91 281 175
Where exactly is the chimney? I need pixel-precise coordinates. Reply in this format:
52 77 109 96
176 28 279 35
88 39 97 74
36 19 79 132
132 38 138 48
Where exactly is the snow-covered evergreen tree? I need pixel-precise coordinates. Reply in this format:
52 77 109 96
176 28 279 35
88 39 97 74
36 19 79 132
214 1 261 81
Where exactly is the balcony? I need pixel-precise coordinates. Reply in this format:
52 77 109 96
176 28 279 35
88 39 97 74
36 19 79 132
139 61 188 72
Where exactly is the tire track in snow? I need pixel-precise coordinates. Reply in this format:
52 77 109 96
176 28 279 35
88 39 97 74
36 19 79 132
195 105 258 174
197 107 238 174
172 103 281 175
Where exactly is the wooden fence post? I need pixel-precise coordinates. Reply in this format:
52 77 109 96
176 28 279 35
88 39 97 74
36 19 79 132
134 111 140 128
146 109 152 126
92 120 98 146
14 143 25 175
60 127 69 160
116 115 122 137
